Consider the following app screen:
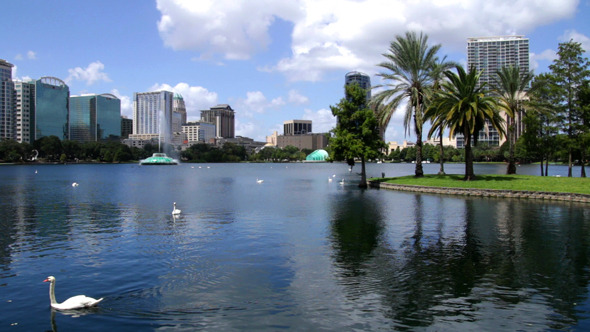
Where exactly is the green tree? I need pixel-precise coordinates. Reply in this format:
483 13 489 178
372 31 441 177
429 65 505 180
494 65 535 174
331 84 385 188
549 40 590 177
35 136 62 161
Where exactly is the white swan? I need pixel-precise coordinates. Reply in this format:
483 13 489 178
328 178 333 182
172 202 181 215
44 276 103 310
256 178 264 184
71 182 79 187
339 179 345 185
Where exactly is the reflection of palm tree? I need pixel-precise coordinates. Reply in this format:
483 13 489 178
426 65 504 180
372 31 441 177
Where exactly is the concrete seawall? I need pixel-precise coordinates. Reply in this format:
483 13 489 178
369 181 590 203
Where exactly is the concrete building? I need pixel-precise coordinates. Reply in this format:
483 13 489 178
276 133 328 151
284 120 312 136
69 94 121 142
0 59 15 140
182 121 215 144
33 77 70 140
14 81 35 143
133 90 174 144
459 35 530 148
172 93 186 133
121 116 133 139
200 104 235 138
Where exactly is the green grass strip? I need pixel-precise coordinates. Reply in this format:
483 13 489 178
371 174 590 195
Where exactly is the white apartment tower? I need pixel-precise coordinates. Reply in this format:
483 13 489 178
0 59 15 140
133 91 174 143
459 35 530 147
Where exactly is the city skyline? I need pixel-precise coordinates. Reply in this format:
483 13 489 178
2 0 589 144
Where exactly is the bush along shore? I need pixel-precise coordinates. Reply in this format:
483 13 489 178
369 174 590 203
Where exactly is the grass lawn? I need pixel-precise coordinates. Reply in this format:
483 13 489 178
371 174 590 195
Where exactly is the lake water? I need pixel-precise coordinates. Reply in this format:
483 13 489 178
1 162 589 331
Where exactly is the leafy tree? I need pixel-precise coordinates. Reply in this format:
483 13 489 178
494 65 535 174
331 84 385 188
428 65 504 180
549 40 590 177
35 136 62 161
372 31 441 177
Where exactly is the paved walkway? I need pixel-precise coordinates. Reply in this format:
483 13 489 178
369 181 590 203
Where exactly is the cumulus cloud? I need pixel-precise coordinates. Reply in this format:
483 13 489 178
156 0 578 81
156 0 300 60
559 29 590 53
288 89 309 104
110 89 133 118
302 108 336 133
27 51 36 60
66 61 111 85
530 49 557 70
150 82 219 121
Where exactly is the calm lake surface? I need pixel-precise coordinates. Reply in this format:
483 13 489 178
1 162 590 331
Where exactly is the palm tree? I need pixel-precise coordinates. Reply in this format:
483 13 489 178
424 56 457 175
494 65 534 174
429 65 505 180
372 31 441 177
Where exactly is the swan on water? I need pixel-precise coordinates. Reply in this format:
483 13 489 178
43 276 103 310
339 179 345 185
71 182 79 187
257 178 264 184
328 178 333 182
172 202 181 215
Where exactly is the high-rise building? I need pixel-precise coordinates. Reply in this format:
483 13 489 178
70 94 121 142
14 81 35 143
133 91 174 143
457 35 530 147
284 120 312 135
34 77 70 140
182 121 216 144
0 59 15 140
345 71 371 101
200 104 235 138
172 93 187 133
121 116 133 139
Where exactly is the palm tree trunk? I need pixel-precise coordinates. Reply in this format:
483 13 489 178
464 131 475 181
507 118 516 174
359 156 368 188
540 158 544 176
581 148 587 178
568 149 573 177
438 130 445 175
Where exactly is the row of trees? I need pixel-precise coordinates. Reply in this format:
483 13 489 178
330 31 589 184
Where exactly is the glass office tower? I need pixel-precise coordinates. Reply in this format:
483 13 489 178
70 93 121 142
34 77 69 140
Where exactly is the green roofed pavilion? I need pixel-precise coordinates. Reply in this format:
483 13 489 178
306 149 329 162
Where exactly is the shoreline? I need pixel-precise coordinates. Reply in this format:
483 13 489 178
369 180 590 203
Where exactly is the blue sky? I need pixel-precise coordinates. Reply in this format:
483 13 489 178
2 0 589 143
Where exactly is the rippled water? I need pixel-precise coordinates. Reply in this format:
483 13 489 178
1 162 589 331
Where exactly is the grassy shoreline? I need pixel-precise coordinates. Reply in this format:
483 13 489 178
370 174 590 195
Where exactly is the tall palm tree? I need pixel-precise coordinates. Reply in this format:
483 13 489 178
494 65 534 174
430 65 505 180
372 31 441 177
424 56 457 175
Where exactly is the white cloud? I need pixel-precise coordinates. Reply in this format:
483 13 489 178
156 0 578 81
14 54 23 61
27 51 36 60
65 61 111 85
559 29 590 53
530 49 557 70
110 89 133 118
235 120 260 139
302 108 336 133
156 0 300 60
149 82 219 121
288 89 309 104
